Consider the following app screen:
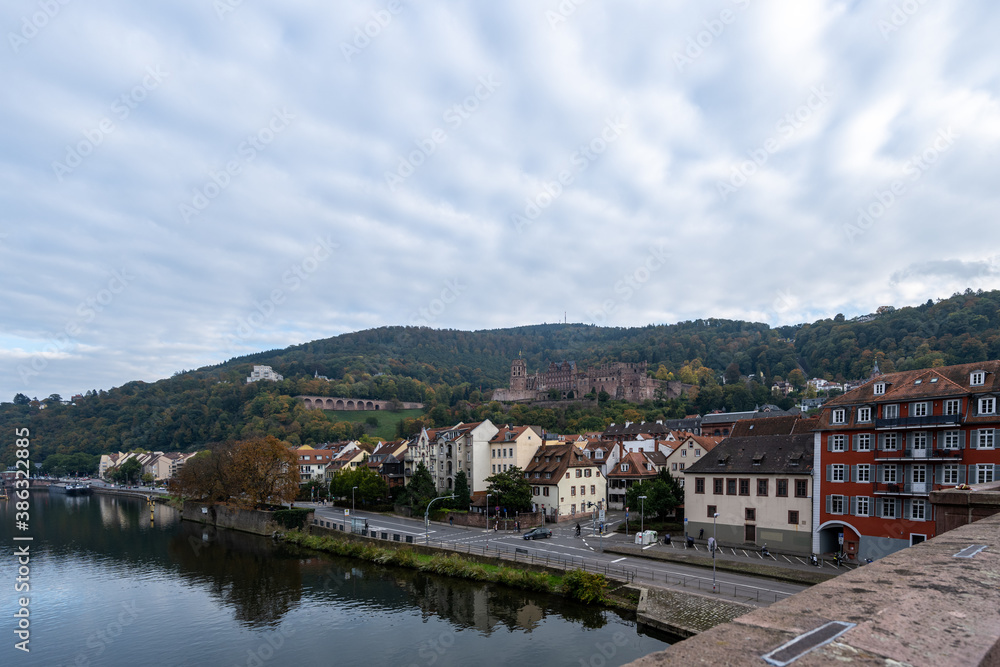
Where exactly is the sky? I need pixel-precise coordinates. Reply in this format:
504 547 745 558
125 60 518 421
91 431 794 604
3 0 1000 401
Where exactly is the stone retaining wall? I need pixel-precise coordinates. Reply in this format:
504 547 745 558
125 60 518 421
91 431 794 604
182 502 313 536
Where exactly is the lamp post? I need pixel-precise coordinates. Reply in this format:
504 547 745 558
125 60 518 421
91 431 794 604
425 494 455 545
352 485 358 518
638 495 647 536
712 512 719 593
485 493 492 532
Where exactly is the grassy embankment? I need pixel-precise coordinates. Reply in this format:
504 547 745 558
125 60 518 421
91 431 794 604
282 529 615 605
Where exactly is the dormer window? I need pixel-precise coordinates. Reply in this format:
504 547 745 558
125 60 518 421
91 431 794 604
621 464 629 472
979 397 996 415
874 382 885 396
972 371 986 386
832 408 846 424
857 407 872 423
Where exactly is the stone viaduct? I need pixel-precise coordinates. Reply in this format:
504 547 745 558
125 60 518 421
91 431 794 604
295 396 424 411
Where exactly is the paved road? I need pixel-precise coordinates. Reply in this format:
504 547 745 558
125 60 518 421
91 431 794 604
308 505 810 606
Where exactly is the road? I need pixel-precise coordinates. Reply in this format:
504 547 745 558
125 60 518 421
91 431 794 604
309 505 810 606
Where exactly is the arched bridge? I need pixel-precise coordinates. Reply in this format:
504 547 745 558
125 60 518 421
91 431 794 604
295 396 425 411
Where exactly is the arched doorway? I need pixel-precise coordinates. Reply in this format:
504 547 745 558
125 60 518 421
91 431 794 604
817 521 861 560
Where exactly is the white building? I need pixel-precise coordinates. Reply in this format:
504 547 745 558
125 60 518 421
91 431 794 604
247 365 284 383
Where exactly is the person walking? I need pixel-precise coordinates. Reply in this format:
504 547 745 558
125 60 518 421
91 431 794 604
449 516 454 527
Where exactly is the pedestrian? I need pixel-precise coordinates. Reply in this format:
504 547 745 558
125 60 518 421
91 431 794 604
364 519 369 532
516 520 520 532
449 516 454 527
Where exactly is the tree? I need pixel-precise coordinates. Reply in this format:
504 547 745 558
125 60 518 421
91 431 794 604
117 458 142 484
485 466 532 514
402 462 437 514
13 393 30 405
452 470 470 510
141 472 155 485
224 436 299 509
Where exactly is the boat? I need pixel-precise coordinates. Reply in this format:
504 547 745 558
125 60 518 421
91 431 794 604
48 483 93 496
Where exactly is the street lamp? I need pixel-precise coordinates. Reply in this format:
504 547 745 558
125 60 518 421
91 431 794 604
712 512 719 593
425 494 456 545
638 495 647 536
485 493 492 533
352 485 358 518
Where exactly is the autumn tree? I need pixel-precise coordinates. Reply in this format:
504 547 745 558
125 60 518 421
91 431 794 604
224 436 299 509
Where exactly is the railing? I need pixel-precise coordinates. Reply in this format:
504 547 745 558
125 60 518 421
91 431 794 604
307 519 794 603
873 482 935 495
876 415 961 429
874 448 963 460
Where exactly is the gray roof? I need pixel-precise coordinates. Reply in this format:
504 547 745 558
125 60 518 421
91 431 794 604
683 434 814 475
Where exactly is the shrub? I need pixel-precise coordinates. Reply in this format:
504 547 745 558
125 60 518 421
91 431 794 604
272 508 313 530
562 570 608 604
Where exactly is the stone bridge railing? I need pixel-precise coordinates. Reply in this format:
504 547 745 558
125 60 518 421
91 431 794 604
295 395 424 411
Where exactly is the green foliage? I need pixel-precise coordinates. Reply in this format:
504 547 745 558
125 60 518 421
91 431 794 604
272 508 313 530
329 464 389 506
562 570 608 604
401 462 437 514
40 452 97 477
451 469 471 510
112 458 142 484
485 466 532 513
625 472 681 522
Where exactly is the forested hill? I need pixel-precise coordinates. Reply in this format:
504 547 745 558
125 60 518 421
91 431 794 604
3 289 1000 465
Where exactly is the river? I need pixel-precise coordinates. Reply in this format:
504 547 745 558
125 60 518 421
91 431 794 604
0 492 670 666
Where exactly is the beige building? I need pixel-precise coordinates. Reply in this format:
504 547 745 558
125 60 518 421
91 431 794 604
683 434 815 554
663 435 722 487
523 443 606 520
488 425 544 475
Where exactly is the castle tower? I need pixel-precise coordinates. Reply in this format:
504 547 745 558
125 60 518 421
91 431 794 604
511 358 528 391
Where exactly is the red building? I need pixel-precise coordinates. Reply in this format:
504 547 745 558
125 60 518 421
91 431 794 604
815 361 1000 561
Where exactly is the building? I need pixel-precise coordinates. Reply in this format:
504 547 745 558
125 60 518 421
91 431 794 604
606 450 661 509
366 440 409 489
523 443 606 520
684 434 815 554
814 361 1000 562
493 358 688 403
246 365 283 383
409 421 499 494
662 435 722 485
294 445 342 483
488 425 544 475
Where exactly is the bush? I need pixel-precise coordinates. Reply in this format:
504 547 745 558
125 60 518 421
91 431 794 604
562 570 608 604
272 508 313 530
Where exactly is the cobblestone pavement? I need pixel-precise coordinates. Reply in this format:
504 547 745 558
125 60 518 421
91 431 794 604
642 586 753 634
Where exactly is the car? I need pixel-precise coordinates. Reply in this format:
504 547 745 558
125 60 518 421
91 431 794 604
523 527 552 540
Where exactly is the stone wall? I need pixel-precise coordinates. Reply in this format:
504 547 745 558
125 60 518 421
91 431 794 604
443 511 546 529
930 481 1000 534
181 502 314 536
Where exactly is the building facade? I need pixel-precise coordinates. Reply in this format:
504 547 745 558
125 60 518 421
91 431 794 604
493 359 686 403
814 361 1000 562
523 443 606 520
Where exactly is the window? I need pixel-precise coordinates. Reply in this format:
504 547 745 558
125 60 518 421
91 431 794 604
829 435 845 452
543 487 549 496
858 407 872 422
911 402 928 417
576 469 582 477
582 485 588 495
590 485 595 495
585 469 592 477
679 463 685 470
681 449 686 457
979 397 996 415
857 433 872 451
943 431 961 450
912 432 928 450
788 510 799 524
944 399 961 416
912 465 926 484
757 479 768 496
881 433 898 451
795 479 808 497
533 486 540 496
883 404 899 419
830 464 845 482
571 486 576 496
695 478 705 494
856 464 871 483
739 479 750 496
874 382 885 395
977 464 995 484
911 499 926 521
883 465 898 484
972 371 985 386
832 408 846 424
880 497 897 519
620 464 629 472
745 508 756 521
977 430 995 449
776 479 788 497
943 464 959 485
727 479 737 495
672 463 677 471
828 495 845 515
707 505 717 517
714 478 724 494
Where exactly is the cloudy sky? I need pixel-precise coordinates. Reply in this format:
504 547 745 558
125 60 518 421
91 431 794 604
3 0 1000 401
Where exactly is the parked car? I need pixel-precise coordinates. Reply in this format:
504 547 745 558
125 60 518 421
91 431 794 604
523 527 552 540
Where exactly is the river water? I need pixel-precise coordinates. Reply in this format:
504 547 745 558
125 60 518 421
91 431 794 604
0 492 670 666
